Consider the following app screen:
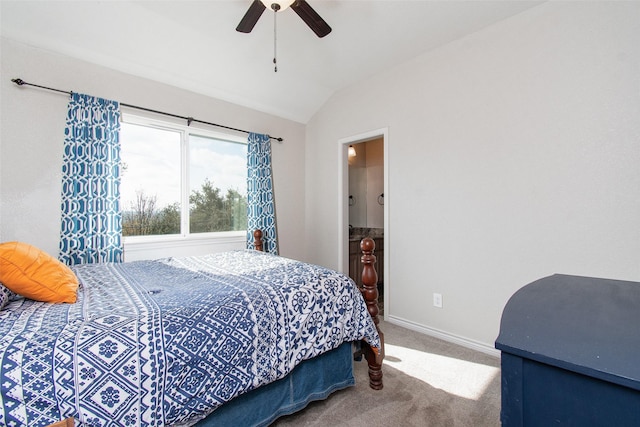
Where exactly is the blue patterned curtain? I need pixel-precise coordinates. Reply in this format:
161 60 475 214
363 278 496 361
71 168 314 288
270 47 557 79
246 133 278 254
59 93 123 265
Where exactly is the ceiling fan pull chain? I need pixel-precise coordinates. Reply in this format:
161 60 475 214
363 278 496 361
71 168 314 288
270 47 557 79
273 8 278 72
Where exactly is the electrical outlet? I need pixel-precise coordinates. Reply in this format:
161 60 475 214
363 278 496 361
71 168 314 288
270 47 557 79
433 293 443 308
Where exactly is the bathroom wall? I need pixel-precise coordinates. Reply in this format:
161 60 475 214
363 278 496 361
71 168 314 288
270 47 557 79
348 138 383 229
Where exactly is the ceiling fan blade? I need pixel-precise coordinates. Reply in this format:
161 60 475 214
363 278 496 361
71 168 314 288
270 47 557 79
291 0 332 38
236 0 266 33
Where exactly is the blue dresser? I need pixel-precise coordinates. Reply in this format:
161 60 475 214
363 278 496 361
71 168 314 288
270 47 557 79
495 274 640 426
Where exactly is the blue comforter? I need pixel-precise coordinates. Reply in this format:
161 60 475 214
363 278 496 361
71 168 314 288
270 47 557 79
0 250 380 426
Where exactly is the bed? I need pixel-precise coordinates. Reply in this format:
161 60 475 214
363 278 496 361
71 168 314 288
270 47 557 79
0 230 384 426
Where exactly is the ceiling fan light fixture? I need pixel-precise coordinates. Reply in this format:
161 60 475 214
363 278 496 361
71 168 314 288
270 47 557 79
260 0 295 12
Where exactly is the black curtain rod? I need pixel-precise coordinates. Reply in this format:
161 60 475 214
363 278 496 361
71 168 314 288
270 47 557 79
11 78 284 142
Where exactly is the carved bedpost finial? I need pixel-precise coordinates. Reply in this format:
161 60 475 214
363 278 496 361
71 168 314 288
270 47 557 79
360 237 384 390
253 229 264 252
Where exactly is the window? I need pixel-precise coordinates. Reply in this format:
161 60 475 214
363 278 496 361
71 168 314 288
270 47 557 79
119 114 248 240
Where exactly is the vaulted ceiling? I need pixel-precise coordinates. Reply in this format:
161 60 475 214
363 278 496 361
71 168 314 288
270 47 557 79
1 1 542 123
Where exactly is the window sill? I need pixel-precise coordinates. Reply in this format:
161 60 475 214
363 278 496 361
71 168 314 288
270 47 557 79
123 231 246 261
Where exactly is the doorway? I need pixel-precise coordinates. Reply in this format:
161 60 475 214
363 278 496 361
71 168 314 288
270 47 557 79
338 128 389 318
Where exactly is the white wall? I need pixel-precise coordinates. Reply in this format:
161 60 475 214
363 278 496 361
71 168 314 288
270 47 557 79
0 38 306 260
305 2 640 350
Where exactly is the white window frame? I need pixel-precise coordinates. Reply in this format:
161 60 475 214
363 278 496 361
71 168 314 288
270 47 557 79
120 110 248 259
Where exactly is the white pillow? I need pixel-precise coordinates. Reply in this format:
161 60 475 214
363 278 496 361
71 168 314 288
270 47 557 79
0 284 13 310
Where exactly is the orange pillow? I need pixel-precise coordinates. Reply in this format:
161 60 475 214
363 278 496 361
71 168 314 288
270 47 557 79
0 241 78 303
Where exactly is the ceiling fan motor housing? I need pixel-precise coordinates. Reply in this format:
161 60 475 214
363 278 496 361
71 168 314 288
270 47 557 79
261 1 294 12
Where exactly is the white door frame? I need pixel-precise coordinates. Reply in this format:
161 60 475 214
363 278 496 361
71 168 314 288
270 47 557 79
338 127 389 317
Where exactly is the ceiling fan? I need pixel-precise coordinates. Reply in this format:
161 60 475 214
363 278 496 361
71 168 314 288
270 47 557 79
236 0 332 38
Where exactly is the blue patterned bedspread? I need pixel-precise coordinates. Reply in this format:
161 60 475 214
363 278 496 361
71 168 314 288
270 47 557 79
0 250 380 426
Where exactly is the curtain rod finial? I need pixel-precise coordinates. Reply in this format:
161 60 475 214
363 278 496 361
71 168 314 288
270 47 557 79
12 78 25 86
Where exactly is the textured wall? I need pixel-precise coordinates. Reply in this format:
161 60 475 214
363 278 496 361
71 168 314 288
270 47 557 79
305 2 640 350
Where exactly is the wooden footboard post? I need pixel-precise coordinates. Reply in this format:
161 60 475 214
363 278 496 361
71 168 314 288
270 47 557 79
360 237 385 390
253 229 264 252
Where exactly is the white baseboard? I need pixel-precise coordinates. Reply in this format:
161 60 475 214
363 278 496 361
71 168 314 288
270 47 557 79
384 315 501 358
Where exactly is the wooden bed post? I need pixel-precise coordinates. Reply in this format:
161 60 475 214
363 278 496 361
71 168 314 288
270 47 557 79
360 237 385 390
253 229 264 252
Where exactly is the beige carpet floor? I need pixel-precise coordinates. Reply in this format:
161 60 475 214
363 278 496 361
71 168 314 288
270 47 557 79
272 320 501 426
